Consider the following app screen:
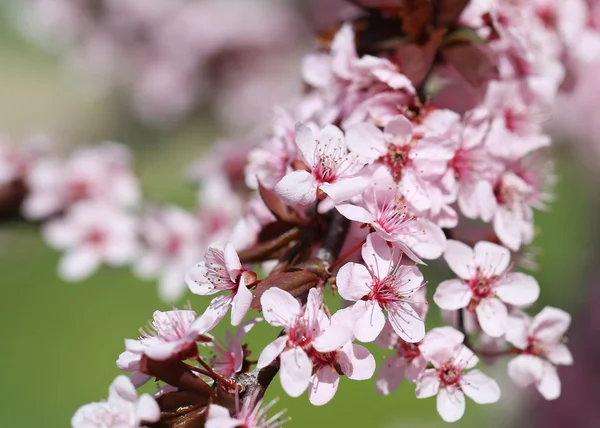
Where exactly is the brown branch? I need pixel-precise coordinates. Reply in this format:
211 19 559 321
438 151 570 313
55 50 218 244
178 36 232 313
239 211 350 403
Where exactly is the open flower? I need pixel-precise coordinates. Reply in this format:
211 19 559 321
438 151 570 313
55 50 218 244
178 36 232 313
415 327 501 423
257 288 352 399
134 205 203 302
186 242 257 326
336 233 426 343
274 123 368 206
346 115 455 212
434 240 540 337
506 307 573 400
71 375 160 428
206 391 287 428
209 318 261 378
120 307 216 363
336 167 446 262
43 201 139 281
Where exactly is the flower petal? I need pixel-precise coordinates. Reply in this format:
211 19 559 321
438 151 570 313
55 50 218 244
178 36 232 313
443 240 476 280
474 241 511 276
415 369 440 398
460 369 501 404
257 336 287 369
476 297 508 338
275 170 317 206
352 301 386 343
338 343 376 381
59 249 101 282
387 302 425 343
280 348 312 397
230 280 252 326
335 203 375 224
335 262 371 301
320 176 369 204
495 272 540 306
437 387 466 423
530 306 571 343
362 232 393 278
294 123 317 166
308 367 340 406
375 355 406 395
261 288 302 328
433 279 471 310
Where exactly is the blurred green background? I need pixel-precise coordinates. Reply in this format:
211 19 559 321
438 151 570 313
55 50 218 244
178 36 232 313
0 6 593 428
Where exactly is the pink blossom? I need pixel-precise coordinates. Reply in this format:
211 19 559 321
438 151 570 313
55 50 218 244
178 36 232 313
121 307 216 363
209 318 261 378
23 143 140 220
434 240 540 337
0 135 47 185
43 201 139 281
196 174 243 244
245 107 299 190
444 110 504 222
481 81 551 160
71 375 160 428
257 288 352 399
506 307 573 400
415 327 501 423
336 167 446 262
206 392 287 428
336 233 426 343
186 242 256 326
274 123 368 206
302 23 414 125
346 115 455 212
134 206 203 302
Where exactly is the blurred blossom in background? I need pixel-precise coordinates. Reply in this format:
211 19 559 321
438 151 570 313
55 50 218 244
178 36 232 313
0 1 599 427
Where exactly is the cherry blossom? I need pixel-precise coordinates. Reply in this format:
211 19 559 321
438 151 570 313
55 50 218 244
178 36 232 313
186 242 257 326
23 143 140 220
346 114 455 211
71 375 160 428
209 318 261 378
43 202 139 281
274 123 368 206
336 167 447 262
336 233 426 343
415 327 501 423
302 23 414 126
506 307 573 400
206 392 287 428
434 240 540 337
257 288 352 398
120 307 216 363
134 206 203 302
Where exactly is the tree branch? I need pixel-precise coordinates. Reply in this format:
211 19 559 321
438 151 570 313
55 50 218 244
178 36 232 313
239 211 350 402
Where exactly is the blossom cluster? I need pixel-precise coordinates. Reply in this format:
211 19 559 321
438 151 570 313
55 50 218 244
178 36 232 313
15 0 306 128
1 0 589 427
0 137 247 302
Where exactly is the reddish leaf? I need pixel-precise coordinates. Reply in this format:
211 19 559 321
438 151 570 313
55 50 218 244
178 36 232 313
140 356 214 399
238 227 300 264
250 271 320 311
258 182 305 225
432 0 470 29
442 41 498 88
394 28 446 85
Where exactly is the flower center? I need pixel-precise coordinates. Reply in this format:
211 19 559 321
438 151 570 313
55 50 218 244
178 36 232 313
398 340 421 362
379 144 412 182
438 362 462 387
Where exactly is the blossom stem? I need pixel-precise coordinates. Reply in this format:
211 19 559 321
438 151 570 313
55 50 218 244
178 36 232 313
330 238 367 270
